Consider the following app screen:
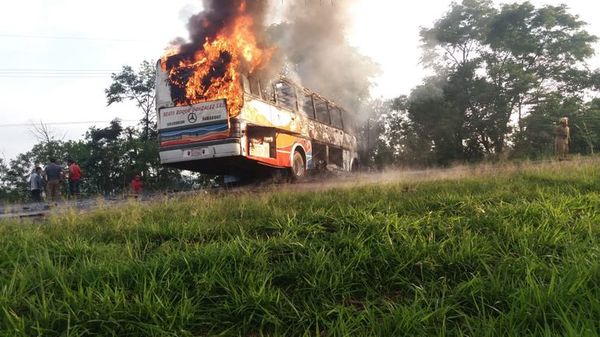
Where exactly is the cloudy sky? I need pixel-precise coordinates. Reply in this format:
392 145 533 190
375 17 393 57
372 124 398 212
1 0 599 160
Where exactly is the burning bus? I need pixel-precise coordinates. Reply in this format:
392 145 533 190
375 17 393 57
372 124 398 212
155 1 359 180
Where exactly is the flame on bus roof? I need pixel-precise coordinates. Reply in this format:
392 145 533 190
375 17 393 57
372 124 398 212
160 0 273 116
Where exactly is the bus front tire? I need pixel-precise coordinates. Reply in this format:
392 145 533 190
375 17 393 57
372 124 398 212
291 151 306 181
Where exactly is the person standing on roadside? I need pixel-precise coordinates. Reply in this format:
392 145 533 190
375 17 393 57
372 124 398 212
67 158 82 198
44 157 63 203
131 174 143 198
29 167 44 202
554 117 570 161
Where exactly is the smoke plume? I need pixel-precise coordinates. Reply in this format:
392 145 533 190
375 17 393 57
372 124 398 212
267 0 379 111
166 0 378 113
171 0 269 63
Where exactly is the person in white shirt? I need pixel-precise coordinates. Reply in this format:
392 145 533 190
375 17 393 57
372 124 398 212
30 167 43 202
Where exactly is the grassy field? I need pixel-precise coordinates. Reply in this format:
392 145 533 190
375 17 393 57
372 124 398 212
1 160 599 336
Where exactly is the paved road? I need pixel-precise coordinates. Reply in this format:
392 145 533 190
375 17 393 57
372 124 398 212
0 168 466 221
0 197 128 221
0 159 579 222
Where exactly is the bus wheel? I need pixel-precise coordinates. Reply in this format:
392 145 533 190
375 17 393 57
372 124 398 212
291 151 306 181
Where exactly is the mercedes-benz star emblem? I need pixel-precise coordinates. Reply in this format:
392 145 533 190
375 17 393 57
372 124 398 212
187 112 198 123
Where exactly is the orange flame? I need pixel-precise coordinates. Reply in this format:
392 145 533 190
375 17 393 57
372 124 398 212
161 3 272 116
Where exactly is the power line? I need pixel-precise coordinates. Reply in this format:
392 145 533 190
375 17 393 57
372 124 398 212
0 69 118 73
0 120 139 128
0 69 122 78
0 75 112 78
0 73 114 79
0 76 112 79
0 33 151 43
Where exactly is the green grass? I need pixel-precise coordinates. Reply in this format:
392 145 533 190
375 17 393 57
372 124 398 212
1 161 600 336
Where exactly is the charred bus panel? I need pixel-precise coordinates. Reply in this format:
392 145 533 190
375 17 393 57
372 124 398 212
239 76 358 173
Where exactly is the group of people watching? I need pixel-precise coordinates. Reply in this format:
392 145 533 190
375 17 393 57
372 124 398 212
29 158 144 203
29 158 82 203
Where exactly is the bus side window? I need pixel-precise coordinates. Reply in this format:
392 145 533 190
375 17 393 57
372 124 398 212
314 98 330 125
260 80 276 103
300 93 315 118
275 81 297 111
344 113 356 134
330 106 344 129
249 77 261 98
242 75 251 95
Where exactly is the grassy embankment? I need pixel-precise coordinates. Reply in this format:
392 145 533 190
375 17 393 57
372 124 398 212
1 160 599 336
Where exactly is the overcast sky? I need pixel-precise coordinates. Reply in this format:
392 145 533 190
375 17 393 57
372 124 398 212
1 0 599 161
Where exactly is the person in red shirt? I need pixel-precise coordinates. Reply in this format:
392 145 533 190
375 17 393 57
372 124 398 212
67 158 82 198
131 175 143 198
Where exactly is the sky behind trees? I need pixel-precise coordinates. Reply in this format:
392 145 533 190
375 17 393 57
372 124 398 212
1 0 599 159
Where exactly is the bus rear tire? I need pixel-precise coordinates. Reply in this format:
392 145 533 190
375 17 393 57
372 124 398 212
290 150 306 181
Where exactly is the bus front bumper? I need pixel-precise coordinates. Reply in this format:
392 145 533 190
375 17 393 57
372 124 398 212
159 138 287 176
160 139 242 165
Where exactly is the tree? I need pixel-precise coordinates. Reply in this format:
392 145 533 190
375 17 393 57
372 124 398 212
358 99 390 167
405 74 488 165
485 3 596 147
106 60 157 140
105 61 183 188
416 0 598 160
82 119 125 194
360 96 439 168
0 158 10 200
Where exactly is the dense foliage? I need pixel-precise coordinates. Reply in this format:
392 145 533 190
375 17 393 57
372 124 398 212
364 0 600 167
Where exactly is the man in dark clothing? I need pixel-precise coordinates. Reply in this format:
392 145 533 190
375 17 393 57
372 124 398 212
554 117 570 161
30 167 43 202
44 158 63 203
67 158 82 197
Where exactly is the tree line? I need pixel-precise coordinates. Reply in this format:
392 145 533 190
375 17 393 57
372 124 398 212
362 0 600 167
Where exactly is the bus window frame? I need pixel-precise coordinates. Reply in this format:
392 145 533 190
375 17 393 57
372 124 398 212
299 92 316 119
241 76 353 133
313 97 331 125
259 79 276 103
241 75 264 100
242 75 251 95
274 80 299 113
250 76 262 99
329 105 345 130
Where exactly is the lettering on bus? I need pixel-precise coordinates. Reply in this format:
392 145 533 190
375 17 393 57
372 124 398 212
159 100 228 129
167 120 186 127
161 101 226 117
